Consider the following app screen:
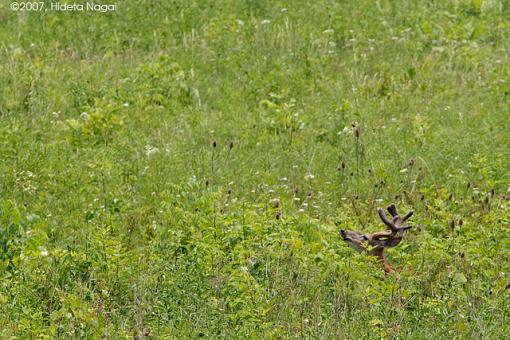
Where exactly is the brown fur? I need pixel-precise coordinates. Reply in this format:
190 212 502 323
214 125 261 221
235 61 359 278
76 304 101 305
340 203 413 274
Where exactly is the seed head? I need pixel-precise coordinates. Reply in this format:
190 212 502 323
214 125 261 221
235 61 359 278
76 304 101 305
271 198 280 208
354 126 360 140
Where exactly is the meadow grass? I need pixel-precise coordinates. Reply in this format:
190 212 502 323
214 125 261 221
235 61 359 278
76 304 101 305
1 0 510 338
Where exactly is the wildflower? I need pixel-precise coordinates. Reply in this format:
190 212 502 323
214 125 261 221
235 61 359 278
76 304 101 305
145 145 159 156
304 173 315 181
39 246 48 257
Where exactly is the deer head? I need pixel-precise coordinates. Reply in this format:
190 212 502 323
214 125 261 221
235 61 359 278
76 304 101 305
340 203 413 274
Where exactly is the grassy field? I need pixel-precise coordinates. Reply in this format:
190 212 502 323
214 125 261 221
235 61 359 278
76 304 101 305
1 0 510 338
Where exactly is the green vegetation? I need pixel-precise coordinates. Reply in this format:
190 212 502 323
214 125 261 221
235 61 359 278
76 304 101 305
1 0 510 337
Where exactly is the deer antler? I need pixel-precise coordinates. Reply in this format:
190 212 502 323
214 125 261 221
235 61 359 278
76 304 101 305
340 203 413 274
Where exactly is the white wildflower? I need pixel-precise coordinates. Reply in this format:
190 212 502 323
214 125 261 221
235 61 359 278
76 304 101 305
145 145 159 156
304 173 315 181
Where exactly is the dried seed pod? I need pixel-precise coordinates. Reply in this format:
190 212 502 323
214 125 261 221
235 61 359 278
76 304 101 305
449 220 455 231
354 126 361 139
272 199 280 208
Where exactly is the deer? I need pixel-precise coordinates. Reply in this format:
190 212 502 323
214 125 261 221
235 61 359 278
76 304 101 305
340 203 413 274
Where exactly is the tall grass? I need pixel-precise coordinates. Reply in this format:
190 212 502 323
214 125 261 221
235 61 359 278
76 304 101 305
1 0 510 337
